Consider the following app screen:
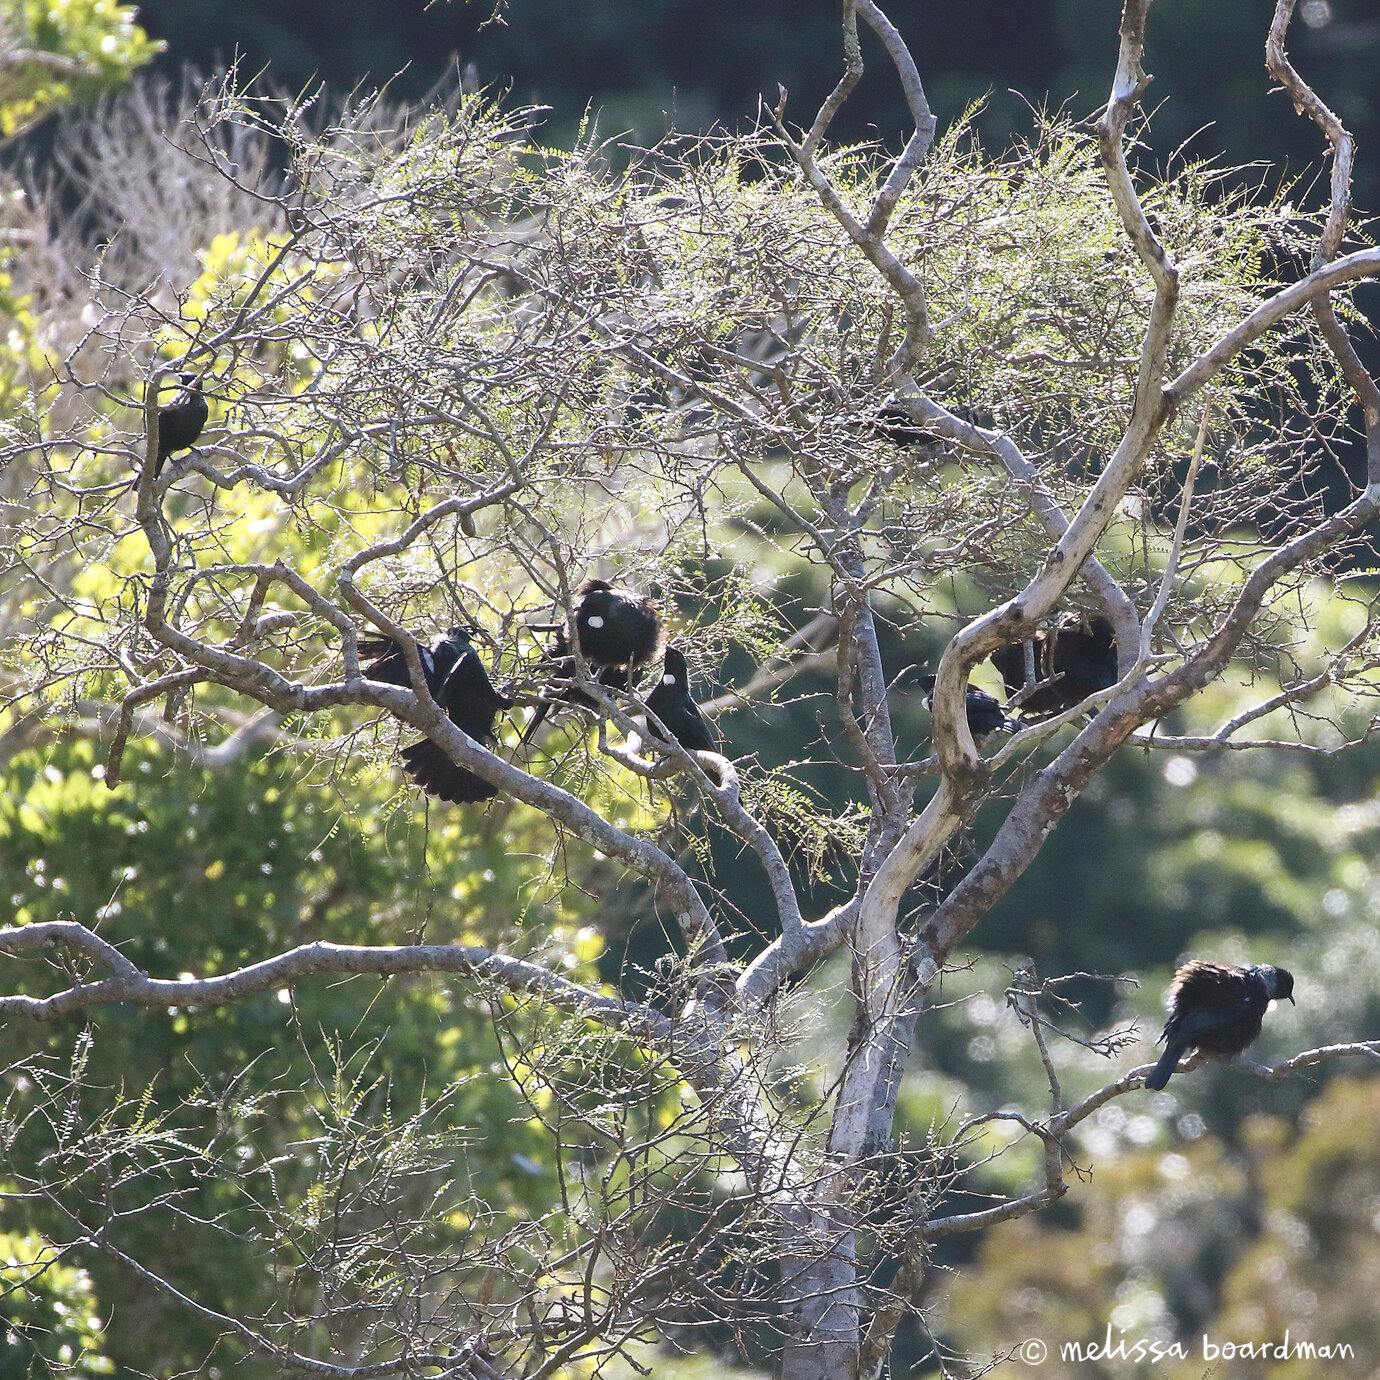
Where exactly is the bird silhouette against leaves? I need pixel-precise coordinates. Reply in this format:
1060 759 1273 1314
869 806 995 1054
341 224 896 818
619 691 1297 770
521 578 662 744
362 626 512 803
990 614 1117 719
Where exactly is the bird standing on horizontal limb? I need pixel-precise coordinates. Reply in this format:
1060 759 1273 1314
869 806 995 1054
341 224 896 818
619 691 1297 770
1144 959 1295 1091
918 673 1012 741
133 372 208 487
521 578 662 744
361 626 512 803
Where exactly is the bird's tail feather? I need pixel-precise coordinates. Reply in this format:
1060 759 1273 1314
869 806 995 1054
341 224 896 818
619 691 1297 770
1143 1041 1186 1091
518 699 554 746
400 737 497 803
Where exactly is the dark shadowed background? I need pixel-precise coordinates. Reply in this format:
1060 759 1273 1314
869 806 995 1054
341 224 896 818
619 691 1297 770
131 0 1380 207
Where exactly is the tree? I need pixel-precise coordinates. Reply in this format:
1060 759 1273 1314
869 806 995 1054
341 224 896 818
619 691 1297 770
3 2 1380 1377
0 0 159 140
0 1229 112 1377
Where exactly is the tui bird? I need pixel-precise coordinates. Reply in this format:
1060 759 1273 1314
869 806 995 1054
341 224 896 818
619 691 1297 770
1143 960 1295 1090
361 626 512 803
872 402 941 447
521 578 662 743
151 373 208 479
871 398 989 447
646 646 717 755
990 614 1117 719
918 673 1012 740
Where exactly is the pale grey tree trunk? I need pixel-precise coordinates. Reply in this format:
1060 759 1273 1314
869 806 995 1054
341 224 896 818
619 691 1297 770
780 1238 861 1380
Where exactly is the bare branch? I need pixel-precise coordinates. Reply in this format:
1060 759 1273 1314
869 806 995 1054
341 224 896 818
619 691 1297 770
0 920 672 1042
854 0 937 237
922 1037 1380 1245
1265 0 1380 483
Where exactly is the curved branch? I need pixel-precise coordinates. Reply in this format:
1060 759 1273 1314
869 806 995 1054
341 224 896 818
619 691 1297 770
855 0 937 238
1166 247 1380 409
886 392 1141 671
1095 0 1180 423
801 0 862 159
736 898 858 1013
134 551 731 983
0 921 672 1043
927 248 1380 796
770 9 932 379
1266 0 1380 484
922 482 1380 970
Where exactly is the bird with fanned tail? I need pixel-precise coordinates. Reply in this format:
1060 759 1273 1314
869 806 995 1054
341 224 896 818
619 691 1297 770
361 626 512 804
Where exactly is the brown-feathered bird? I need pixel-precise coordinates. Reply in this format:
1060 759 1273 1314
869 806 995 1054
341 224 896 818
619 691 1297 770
362 626 512 804
1144 960 1295 1090
521 578 662 743
990 614 1117 718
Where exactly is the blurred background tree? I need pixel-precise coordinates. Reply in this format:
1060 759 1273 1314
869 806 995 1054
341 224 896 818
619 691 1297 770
0 0 159 140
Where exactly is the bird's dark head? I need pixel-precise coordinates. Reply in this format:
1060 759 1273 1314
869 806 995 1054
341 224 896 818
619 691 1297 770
576 577 613 596
1255 965 1295 1004
917 673 937 693
443 624 476 646
660 645 690 686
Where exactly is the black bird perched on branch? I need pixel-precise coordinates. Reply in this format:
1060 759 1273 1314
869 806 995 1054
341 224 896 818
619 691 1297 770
990 614 1117 719
521 578 662 743
150 372 208 479
872 402 942 447
871 398 989 448
918 674 1012 741
361 626 512 803
1143 960 1295 1091
646 646 717 756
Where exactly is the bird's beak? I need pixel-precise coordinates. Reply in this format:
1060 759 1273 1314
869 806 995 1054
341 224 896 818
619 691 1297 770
1287 993 1296 1004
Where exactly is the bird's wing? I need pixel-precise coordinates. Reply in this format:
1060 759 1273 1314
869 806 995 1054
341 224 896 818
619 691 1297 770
1165 1004 1226 1042
360 637 407 684
362 637 439 690
437 648 513 724
677 710 717 753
